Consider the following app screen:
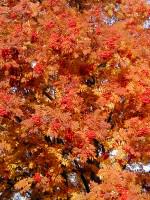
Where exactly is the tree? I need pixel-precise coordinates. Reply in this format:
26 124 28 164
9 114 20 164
0 0 150 199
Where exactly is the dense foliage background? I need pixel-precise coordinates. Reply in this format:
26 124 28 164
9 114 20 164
0 0 150 199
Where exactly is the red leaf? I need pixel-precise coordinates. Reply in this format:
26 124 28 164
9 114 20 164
33 173 41 183
0 107 8 117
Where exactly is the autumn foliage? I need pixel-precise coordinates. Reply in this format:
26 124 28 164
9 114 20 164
0 0 150 199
